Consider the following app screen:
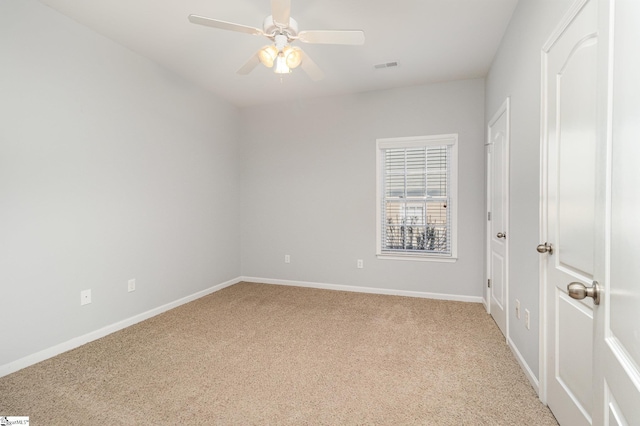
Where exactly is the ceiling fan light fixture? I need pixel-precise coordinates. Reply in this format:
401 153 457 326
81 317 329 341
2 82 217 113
274 54 291 74
189 0 365 81
258 45 278 68
283 46 302 69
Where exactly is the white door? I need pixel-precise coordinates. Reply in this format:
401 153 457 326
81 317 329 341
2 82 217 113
543 0 599 424
487 99 509 337
543 0 640 425
593 0 640 424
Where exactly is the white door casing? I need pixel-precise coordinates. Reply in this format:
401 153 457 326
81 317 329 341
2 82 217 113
487 98 510 338
542 0 599 424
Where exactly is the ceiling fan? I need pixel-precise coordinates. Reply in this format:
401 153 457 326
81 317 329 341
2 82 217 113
188 0 365 81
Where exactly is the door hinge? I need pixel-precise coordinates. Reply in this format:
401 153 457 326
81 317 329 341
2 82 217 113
487 279 491 288
488 212 491 221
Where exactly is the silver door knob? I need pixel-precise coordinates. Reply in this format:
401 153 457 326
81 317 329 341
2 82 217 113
496 232 506 239
567 281 601 305
537 242 553 254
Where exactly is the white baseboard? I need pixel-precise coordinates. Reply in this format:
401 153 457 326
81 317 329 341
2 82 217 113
507 336 540 394
482 297 489 313
0 277 240 378
240 276 484 303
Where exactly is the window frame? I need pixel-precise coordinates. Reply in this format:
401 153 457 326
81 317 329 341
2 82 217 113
376 134 458 262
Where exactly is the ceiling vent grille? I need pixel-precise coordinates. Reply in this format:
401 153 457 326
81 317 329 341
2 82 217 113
374 62 399 69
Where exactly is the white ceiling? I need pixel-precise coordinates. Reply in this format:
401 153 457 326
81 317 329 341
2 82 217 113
38 0 519 107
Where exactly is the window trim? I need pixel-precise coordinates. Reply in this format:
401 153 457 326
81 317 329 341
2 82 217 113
376 134 458 262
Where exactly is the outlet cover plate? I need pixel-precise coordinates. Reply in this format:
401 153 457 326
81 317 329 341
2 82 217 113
128 279 136 292
80 289 91 306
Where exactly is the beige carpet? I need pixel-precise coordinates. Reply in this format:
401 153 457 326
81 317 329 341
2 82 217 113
0 282 557 425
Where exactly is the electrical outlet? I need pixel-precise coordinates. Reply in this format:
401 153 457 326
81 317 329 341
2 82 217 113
525 309 531 330
80 289 91 306
128 279 136 292
515 299 521 319
284 254 291 264
357 259 364 269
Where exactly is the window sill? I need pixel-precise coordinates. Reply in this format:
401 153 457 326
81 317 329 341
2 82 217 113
376 254 458 263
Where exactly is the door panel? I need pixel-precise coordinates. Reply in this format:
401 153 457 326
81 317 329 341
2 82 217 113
544 1 598 424
556 36 597 278
487 100 509 337
557 291 593 417
491 251 505 309
603 360 640 425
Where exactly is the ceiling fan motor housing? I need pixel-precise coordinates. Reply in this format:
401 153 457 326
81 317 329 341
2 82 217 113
263 15 298 38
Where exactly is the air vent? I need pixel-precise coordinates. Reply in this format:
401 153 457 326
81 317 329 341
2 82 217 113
374 62 399 69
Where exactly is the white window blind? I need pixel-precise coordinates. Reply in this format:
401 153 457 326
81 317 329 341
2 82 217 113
376 135 457 260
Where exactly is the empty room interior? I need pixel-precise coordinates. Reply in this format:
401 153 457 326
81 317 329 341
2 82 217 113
2 0 639 424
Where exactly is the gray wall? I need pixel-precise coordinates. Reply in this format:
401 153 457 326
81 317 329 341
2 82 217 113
485 0 573 380
0 0 241 367
240 80 486 297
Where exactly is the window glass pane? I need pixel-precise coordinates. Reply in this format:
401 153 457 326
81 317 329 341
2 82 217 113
384 202 405 223
427 146 447 170
384 201 405 249
385 175 405 198
384 149 405 173
427 171 447 197
404 203 425 250
424 202 449 253
406 148 426 171
405 202 426 225
406 174 426 197
425 201 448 226
423 225 448 252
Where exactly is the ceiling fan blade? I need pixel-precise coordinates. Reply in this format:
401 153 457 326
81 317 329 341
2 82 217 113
298 30 365 45
271 0 291 27
188 15 264 36
300 50 324 81
237 52 261 75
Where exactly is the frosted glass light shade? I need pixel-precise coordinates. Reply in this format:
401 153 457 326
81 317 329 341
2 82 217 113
283 46 302 69
258 45 278 68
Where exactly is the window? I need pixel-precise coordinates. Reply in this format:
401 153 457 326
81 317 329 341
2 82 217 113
376 134 458 261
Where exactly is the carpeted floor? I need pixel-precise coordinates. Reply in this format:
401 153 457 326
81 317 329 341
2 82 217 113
0 282 558 425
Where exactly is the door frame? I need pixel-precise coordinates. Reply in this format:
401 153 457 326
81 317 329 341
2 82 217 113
485 97 510 340
538 0 591 405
